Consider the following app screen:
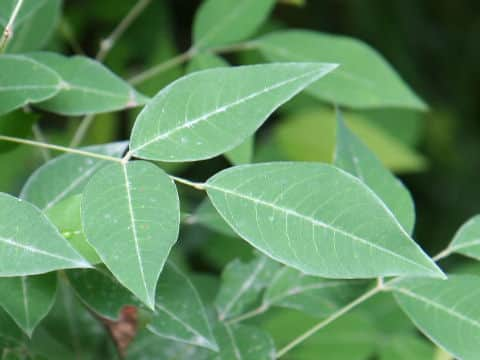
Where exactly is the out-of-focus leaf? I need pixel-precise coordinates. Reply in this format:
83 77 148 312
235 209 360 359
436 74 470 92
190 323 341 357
0 111 36 153
447 214 480 260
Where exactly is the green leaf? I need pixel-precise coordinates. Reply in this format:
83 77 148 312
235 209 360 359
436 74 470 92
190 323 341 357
0 273 56 336
272 108 427 173
0 193 90 276
0 111 37 153
215 256 280 321
378 335 435 360
192 0 276 50
20 142 128 210
206 163 443 278
147 263 217 351
193 198 237 237
186 52 254 165
211 323 275 360
1 0 61 53
447 215 480 260
46 195 101 265
67 267 142 320
82 161 180 309
335 111 415 233
255 30 427 110
0 307 24 349
26 52 148 115
263 267 369 318
130 63 337 162
0 55 61 116
392 275 480 360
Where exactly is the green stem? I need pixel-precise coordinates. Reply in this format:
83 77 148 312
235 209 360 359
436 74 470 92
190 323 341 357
227 303 269 324
276 282 384 358
31 123 51 161
170 175 205 191
69 114 94 148
96 0 152 62
0 134 122 163
0 0 25 53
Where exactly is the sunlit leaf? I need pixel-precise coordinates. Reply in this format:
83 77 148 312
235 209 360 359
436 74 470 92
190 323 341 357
82 161 180 309
206 163 443 278
392 275 480 360
256 30 427 110
0 193 90 276
26 52 148 115
0 55 61 116
130 63 336 162
193 0 276 50
447 215 480 260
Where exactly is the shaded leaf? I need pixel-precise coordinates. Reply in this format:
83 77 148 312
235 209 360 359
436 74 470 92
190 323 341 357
67 267 142 321
206 163 443 278
46 195 101 264
0 55 61 116
256 30 427 110
392 275 480 360
82 161 180 309
0 193 89 276
335 111 415 233
263 267 369 318
27 52 148 115
447 214 480 260
147 263 217 351
378 335 435 360
215 256 280 321
186 52 229 74
20 142 128 210
193 198 237 237
0 273 56 336
0 111 37 153
193 0 276 50
130 63 337 162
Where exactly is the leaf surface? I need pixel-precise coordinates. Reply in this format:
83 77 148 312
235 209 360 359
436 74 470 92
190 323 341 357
20 142 128 210
193 0 275 50
130 63 337 162
256 30 427 110
27 52 148 115
447 215 480 260
82 161 180 309
0 193 89 276
335 111 415 233
147 263 217 351
206 163 443 278
0 273 56 336
392 275 480 360
0 55 60 116
215 256 280 321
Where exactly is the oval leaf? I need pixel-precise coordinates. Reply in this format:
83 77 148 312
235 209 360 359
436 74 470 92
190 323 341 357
215 256 280 321
0 193 89 276
26 52 148 115
335 111 415 233
130 63 337 162
392 275 480 360
82 161 180 309
0 273 56 336
192 0 275 50
0 55 61 116
255 30 427 110
20 141 128 210
447 215 480 260
147 263 217 351
206 163 443 278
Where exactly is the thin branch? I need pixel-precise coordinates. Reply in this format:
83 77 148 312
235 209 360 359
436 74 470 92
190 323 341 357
0 0 25 53
226 303 269 325
0 135 122 163
432 247 452 262
31 124 51 161
276 283 383 358
209 41 258 55
128 49 196 85
96 0 151 62
170 175 206 191
69 114 95 148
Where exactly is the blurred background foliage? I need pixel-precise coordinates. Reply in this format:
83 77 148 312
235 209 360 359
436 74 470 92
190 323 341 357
1 0 479 277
